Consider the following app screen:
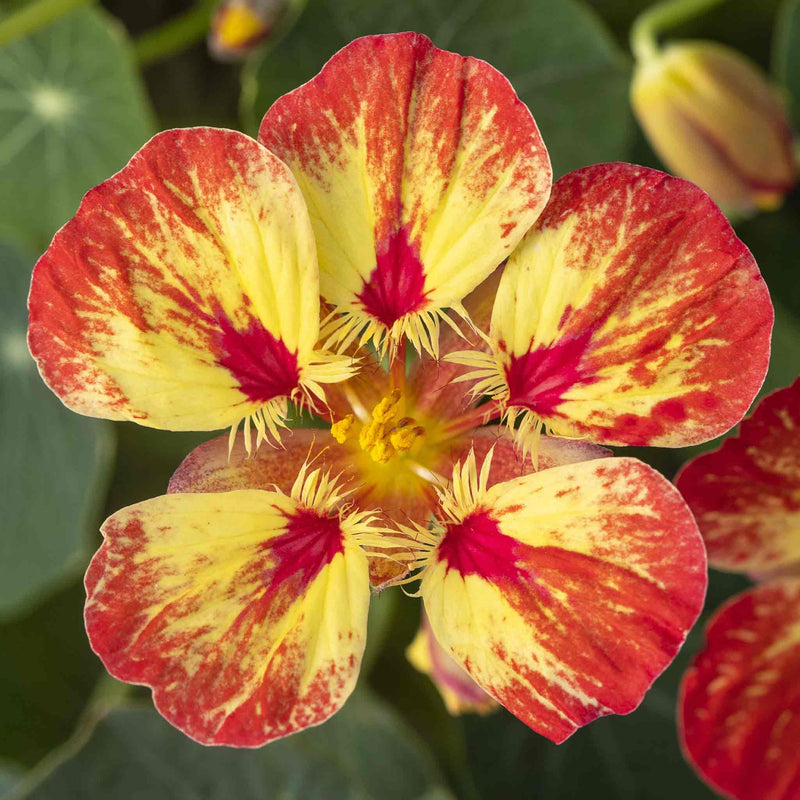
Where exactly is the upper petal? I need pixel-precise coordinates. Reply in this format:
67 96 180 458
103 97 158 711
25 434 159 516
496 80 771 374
421 456 706 743
85 489 370 746
259 32 551 355
680 580 800 800
480 163 772 447
28 127 341 432
676 378 800 576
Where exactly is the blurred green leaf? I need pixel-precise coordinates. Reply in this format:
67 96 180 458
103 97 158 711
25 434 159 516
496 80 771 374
21 692 447 800
0 6 155 255
0 579 101 769
243 0 633 176
0 243 114 616
774 0 800 125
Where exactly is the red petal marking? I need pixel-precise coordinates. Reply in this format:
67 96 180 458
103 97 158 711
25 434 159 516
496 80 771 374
680 580 800 800
423 457 707 743
494 163 772 447
28 127 316 430
218 313 300 404
357 226 428 327
676 378 800 575
504 328 599 417
259 32 551 326
169 429 409 588
85 492 367 746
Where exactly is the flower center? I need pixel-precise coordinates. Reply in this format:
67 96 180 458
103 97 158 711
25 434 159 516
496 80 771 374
331 388 426 465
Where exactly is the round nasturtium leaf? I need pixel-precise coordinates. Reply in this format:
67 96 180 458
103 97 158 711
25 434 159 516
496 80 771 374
242 0 633 177
0 6 155 254
0 243 114 616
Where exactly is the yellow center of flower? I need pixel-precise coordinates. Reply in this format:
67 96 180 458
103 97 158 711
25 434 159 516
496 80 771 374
331 389 427 464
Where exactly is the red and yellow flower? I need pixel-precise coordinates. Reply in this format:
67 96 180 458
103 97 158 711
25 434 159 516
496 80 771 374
28 33 773 748
677 378 800 800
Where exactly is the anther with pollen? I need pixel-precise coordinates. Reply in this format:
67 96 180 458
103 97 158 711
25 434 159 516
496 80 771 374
330 389 426 464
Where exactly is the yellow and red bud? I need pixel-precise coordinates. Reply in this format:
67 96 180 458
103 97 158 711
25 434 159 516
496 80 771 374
631 41 797 214
407 612 498 716
208 0 282 61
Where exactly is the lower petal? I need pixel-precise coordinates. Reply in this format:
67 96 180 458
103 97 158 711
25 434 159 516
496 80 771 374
421 456 706 742
680 580 800 800
85 490 370 745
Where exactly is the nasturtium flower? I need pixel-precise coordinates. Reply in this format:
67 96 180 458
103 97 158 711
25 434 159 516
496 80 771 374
27 32 773 747
676 379 800 800
631 41 798 215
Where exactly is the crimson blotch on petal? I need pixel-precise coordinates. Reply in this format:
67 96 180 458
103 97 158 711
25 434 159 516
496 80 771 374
259 32 552 356
418 453 707 742
28 127 352 444
85 482 375 746
455 163 772 451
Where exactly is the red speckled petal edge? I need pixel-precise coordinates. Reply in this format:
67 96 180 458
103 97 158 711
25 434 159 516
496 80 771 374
680 580 800 800
28 127 337 433
676 378 800 575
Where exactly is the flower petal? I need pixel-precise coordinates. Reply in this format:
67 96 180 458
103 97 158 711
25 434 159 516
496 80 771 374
421 456 706 743
169 430 410 589
465 427 612 485
85 490 370 746
478 163 772 446
259 32 551 355
29 127 345 433
680 580 800 800
676 378 800 576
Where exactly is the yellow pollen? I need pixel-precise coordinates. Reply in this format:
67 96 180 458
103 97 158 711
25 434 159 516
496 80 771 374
330 413 355 444
332 389 428 464
390 424 426 452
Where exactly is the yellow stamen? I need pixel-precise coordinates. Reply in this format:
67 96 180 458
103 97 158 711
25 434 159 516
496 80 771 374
330 413 355 444
390 423 426 452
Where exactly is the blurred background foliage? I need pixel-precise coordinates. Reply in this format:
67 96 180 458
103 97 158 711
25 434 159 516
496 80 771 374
0 0 798 797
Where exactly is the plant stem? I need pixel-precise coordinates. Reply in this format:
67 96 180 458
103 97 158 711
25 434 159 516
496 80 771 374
0 0 92 46
630 0 729 62
134 0 217 67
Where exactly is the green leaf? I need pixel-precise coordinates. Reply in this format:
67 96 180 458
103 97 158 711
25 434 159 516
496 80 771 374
0 580 102 768
21 692 447 800
242 0 633 177
0 6 155 255
0 243 114 615
774 0 800 127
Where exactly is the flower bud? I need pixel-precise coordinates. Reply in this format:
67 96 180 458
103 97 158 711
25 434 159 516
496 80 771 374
406 611 498 715
631 41 797 213
208 0 282 61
